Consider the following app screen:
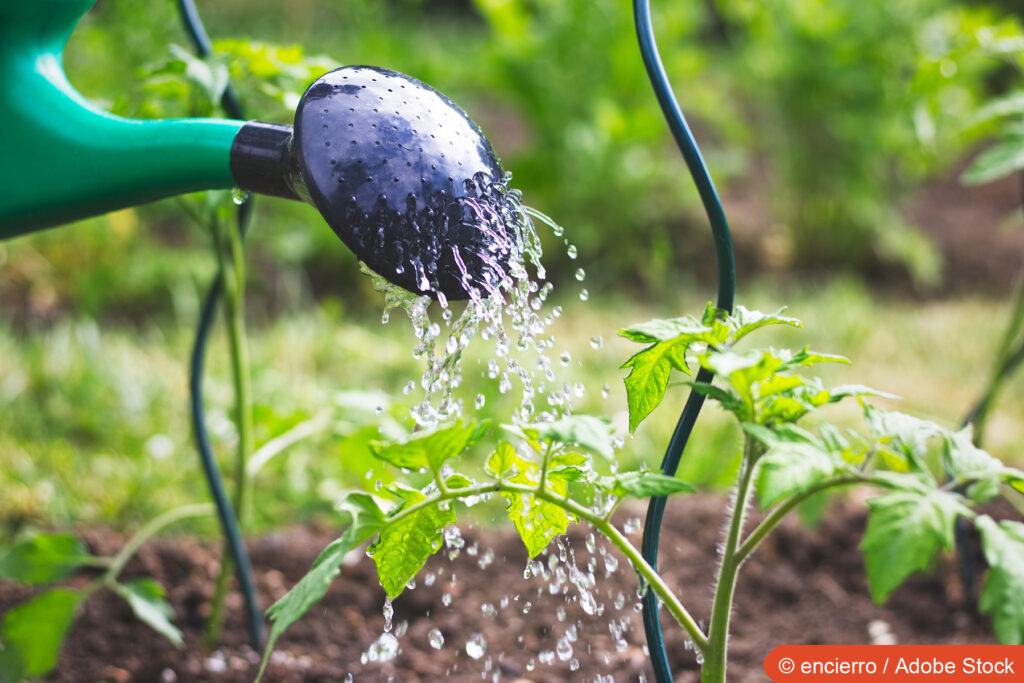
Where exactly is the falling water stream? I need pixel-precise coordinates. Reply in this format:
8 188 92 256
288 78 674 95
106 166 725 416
353 176 643 679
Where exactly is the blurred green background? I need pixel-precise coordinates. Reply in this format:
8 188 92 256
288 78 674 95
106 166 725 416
2 0 1023 536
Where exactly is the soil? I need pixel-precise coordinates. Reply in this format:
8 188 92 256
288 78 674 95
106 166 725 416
0 495 999 683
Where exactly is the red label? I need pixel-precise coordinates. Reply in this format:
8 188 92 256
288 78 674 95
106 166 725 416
764 645 1024 682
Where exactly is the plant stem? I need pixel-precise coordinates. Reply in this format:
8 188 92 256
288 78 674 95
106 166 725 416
83 504 214 599
701 437 757 683
205 209 256 648
735 474 862 564
528 485 709 653
380 480 709 654
964 272 1024 445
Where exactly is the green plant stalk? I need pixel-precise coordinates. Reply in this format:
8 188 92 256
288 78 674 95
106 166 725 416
965 274 1024 445
205 211 256 648
701 437 757 683
83 504 214 599
735 474 864 564
386 480 709 653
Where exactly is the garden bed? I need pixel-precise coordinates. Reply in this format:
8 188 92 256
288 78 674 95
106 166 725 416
0 494 995 682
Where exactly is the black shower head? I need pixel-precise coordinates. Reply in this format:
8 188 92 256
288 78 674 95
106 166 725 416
232 66 518 302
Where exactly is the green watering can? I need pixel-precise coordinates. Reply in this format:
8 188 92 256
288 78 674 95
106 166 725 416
0 0 518 300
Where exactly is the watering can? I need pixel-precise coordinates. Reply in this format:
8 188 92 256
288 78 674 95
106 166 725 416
0 0 514 300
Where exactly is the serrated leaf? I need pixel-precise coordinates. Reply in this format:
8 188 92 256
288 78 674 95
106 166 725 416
597 471 694 499
0 533 92 585
828 385 900 402
622 340 692 432
444 473 475 490
486 442 533 481
944 428 1008 482
685 381 745 414
370 421 482 473
502 480 571 558
114 578 183 647
730 306 801 341
756 443 842 508
370 490 455 599
619 315 709 343
0 588 82 677
259 492 385 681
864 405 945 472
976 516 1024 644
741 422 818 448
783 347 849 368
528 415 614 459
547 451 593 481
861 490 965 603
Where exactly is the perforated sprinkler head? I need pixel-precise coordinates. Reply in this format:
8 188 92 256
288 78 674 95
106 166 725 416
231 66 517 301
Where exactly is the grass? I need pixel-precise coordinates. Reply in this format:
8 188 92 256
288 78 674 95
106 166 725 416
2 272 1021 540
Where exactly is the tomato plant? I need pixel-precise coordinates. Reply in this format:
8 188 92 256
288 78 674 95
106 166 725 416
259 304 1024 682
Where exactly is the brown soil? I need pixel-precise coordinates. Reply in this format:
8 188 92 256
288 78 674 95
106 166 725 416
0 495 997 682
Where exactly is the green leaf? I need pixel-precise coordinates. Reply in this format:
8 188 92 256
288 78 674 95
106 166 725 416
547 451 593 481
370 420 483 473
741 422 818 448
756 443 842 508
528 415 614 459
369 490 455 599
864 406 944 471
861 490 965 603
486 442 532 481
782 347 849 369
502 481 571 559
443 473 475 490
113 578 183 647
0 588 82 678
259 492 385 681
730 306 801 341
975 516 1024 644
685 381 745 414
0 533 92 585
963 123 1024 185
596 471 694 499
622 340 691 432
618 315 709 343
944 428 1012 483
828 385 899 402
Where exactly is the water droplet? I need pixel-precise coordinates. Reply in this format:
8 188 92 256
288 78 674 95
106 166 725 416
465 633 487 659
590 335 603 349
382 598 394 631
403 380 415 395
624 517 642 534
579 288 589 301
574 268 586 281
602 383 610 399
363 632 399 663
428 627 445 649
538 650 555 665
580 590 598 615
556 637 573 661
481 602 497 619
442 593 453 606
560 351 571 366
231 188 249 205
474 394 486 409
566 244 578 259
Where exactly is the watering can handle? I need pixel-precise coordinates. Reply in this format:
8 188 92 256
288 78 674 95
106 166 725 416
0 0 297 236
